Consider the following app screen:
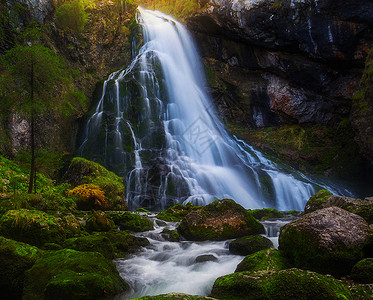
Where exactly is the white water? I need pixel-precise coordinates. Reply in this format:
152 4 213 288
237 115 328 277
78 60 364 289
115 217 243 299
78 7 352 211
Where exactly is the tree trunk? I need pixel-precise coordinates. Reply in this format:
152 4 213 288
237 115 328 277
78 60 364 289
28 57 35 194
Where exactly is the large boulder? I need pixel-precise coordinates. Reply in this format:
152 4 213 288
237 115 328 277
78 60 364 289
279 207 373 277
235 248 290 273
0 209 82 247
178 199 265 241
210 268 352 300
304 190 373 224
0 237 41 299
23 249 128 300
229 235 273 256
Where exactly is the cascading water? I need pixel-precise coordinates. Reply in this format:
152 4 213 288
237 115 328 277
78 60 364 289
78 7 352 211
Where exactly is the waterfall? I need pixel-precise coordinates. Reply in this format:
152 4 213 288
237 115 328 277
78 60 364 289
78 7 351 211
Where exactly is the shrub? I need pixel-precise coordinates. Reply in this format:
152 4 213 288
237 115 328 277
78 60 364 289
67 184 110 210
55 0 88 33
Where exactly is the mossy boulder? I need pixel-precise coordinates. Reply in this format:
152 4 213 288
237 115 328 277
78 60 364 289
250 208 285 220
229 235 273 256
178 199 265 241
101 231 149 257
304 189 333 213
210 268 352 300
23 249 129 300
0 237 41 299
235 248 290 273
63 157 127 210
86 210 114 232
350 258 373 284
157 203 201 222
107 212 153 232
133 293 216 299
279 207 373 277
0 209 82 247
161 228 180 242
64 234 115 259
325 196 373 224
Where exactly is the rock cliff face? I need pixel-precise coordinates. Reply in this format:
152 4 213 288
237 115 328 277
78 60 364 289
186 0 373 171
1 0 137 155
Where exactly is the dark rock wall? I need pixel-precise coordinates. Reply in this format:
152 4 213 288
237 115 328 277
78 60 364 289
186 0 373 166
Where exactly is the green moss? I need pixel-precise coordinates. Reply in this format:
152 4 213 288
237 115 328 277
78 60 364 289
107 212 153 232
178 199 265 241
157 203 200 222
0 209 83 247
235 248 290 273
23 249 128 300
211 269 352 300
136 207 150 213
161 228 180 242
0 236 41 299
304 189 333 213
100 231 149 257
229 235 273 256
86 210 114 232
64 234 115 259
64 157 127 210
350 258 373 284
250 208 285 220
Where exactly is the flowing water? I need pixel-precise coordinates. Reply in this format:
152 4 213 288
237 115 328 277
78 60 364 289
78 7 352 211
114 214 292 299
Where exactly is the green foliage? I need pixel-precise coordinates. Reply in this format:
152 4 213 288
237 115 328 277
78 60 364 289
55 0 88 33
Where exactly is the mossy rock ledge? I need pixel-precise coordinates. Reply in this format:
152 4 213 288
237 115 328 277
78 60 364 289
0 209 82 247
235 248 290 273
178 199 265 241
0 237 41 299
229 235 273 256
279 206 373 277
23 249 129 300
210 268 352 300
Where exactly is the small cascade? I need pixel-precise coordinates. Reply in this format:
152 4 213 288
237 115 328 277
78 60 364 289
115 216 243 299
78 7 352 211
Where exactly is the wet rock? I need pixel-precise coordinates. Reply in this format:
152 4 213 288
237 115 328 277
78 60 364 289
178 199 265 241
64 234 115 259
161 228 180 242
157 203 200 222
235 248 290 273
23 249 128 299
0 237 41 299
210 268 352 300
195 254 218 263
350 258 373 284
279 207 373 277
229 235 273 256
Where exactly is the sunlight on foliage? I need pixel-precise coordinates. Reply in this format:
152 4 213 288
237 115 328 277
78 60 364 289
55 0 88 33
67 184 110 210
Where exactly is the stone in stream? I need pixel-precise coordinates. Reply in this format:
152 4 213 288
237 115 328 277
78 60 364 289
178 199 265 241
195 254 218 263
229 235 273 256
279 206 373 277
235 248 290 273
